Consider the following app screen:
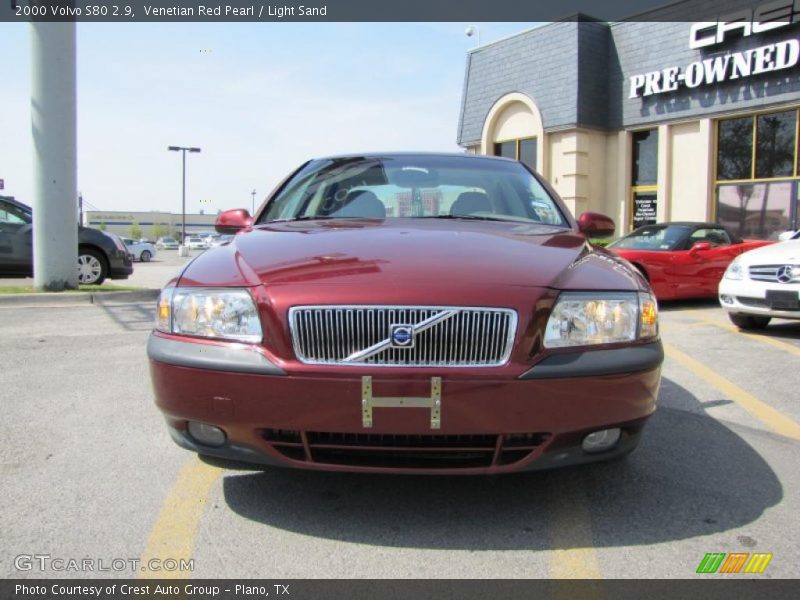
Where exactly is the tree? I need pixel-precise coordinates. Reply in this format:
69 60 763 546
98 222 107 231
152 223 169 239
129 221 142 240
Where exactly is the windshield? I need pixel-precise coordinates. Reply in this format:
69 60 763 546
609 225 691 251
258 155 569 227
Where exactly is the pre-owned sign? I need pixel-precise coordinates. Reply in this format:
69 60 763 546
629 38 799 98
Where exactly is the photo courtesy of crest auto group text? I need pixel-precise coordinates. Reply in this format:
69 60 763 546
1 0 799 598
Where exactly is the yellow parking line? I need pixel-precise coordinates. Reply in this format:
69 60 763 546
664 343 800 440
683 310 800 358
140 458 222 579
547 478 603 584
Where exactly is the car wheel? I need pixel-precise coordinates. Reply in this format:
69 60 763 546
77 248 108 285
140 250 152 262
728 313 771 330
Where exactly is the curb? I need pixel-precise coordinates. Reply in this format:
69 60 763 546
0 288 160 307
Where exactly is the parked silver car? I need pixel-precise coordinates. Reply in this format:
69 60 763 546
156 237 180 250
120 237 157 262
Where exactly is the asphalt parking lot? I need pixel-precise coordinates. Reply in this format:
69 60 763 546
1 266 799 580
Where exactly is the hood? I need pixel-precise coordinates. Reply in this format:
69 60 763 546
178 219 643 294
738 239 800 265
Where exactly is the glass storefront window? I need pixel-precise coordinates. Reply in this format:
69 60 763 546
493 138 537 171
717 117 754 181
632 129 658 186
518 138 537 171
716 182 793 240
755 111 797 178
493 141 516 160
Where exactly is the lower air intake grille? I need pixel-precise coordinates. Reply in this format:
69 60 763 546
260 430 550 470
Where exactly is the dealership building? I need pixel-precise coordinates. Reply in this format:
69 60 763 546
458 9 800 239
82 211 218 240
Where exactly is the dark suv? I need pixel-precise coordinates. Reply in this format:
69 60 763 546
0 196 133 285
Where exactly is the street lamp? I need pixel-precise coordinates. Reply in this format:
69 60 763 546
251 189 257 214
167 145 201 243
465 25 480 47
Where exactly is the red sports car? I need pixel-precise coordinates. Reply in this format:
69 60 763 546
607 222 773 300
148 153 662 475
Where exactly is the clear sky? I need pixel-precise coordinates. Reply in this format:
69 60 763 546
0 22 532 214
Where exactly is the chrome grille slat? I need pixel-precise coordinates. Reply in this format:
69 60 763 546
749 264 795 282
289 305 517 367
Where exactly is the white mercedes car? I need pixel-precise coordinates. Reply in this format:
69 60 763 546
719 231 800 329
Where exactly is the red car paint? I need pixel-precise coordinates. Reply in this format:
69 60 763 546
150 350 658 475
609 225 773 300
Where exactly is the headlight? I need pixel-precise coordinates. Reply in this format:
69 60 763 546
544 291 658 349
724 257 744 280
156 287 262 343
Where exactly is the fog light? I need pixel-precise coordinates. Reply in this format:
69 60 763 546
582 428 621 453
720 295 734 305
187 421 227 447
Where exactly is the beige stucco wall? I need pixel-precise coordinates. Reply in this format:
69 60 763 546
609 131 629 233
668 119 713 222
475 93 635 225
481 92 545 175
492 102 538 141
547 128 616 218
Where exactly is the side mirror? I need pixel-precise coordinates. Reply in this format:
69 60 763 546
690 241 712 253
215 209 252 235
577 212 615 238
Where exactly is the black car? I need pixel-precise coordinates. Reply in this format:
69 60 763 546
0 196 133 285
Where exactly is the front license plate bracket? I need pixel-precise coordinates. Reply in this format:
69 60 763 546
361 376 442 429
766 290 800 309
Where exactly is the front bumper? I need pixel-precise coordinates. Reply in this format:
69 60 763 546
719 278 800 319
148 334 662 475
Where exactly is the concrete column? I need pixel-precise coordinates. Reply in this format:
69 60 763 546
31 23 78 291
698 119 714 221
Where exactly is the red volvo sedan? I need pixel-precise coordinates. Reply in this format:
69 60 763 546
148 153 663 474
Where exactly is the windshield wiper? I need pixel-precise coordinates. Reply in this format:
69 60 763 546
423 214 517 222
273 215 362 223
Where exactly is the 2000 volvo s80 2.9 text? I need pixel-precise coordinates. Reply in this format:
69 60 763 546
148 153 663 474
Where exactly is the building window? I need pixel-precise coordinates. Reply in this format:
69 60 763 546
493 137 537 170
717 117 753 180
715 110 800 239
632 129 658 186
630 129 658 229
756 111 796 178
716 182 793 239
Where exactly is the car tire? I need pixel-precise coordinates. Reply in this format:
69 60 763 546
77 248 108 285
728 313 771 330
140 250 152 262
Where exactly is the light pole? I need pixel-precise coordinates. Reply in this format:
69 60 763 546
167 145 201 243
251 189 257 214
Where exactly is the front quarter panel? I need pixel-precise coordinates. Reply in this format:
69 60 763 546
177 241 261 287
551 245 648 292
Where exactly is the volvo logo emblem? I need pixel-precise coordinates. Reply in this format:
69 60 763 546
390 324 414 348
776 265 795 283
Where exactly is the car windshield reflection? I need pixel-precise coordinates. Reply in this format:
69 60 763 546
258 155 571 228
